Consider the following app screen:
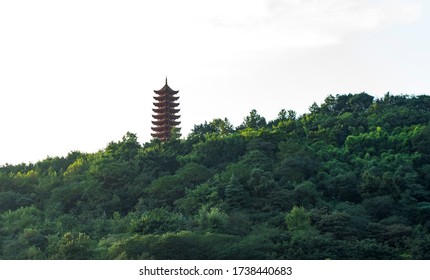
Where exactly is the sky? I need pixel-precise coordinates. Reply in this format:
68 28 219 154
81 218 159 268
0 0 429 165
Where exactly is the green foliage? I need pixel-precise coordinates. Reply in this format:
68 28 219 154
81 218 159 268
190 118 234 140
238 109 267 130
130 208 186 234
225 175 248 210
0 191 25 212
195 205 229 232
49 232 96 259
181 134 246 169
1 93 430 259
285 206 312 232
144 163 213 208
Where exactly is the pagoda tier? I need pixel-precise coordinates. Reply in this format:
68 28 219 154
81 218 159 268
152 120 181 126
152 127 181 135
150 78 181 141
152 113 180 120
154 87 179 95
152 107 180 114
153 101 180 108
154 95 179 102
151 133 167 140
151 126 181 133
151 132 180 142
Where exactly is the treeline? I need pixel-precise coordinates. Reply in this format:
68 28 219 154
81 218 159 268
1 92 430 259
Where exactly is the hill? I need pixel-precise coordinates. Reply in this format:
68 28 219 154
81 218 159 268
1 92 430 259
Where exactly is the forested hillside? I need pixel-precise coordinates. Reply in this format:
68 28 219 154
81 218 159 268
1 93 430 259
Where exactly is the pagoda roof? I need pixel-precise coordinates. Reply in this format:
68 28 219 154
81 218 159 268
153 95 180 102
151 126 167 132
151 132 168 139
154 86 179 95
153 101 180 108
152 120 181 126
154 78 179 95
152 107 180 114
152 113 180 120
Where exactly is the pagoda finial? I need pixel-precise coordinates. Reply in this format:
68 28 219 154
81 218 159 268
165 76 168 85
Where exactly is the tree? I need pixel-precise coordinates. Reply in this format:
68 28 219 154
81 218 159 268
196 205 228 232
190 118 234 139
182 134 246 169
225 175 249 210
238 109 266 130
211 118 234 135
284 206 321 248
285 206 312 232
105 132 140 161
0 191 22 212
49 232 95 259
130 208 186 234
277 109 288 122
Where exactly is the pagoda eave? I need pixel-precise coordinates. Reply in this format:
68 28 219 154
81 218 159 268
151 132 168 138
152 114 180 120
169 121 181 126
152 120 167 126
153 107 180 114
151 126 168 132
153 102 179 108
153 95 179 102
154 87 179 95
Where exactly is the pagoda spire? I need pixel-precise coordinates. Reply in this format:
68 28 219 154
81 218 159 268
151 79 181 141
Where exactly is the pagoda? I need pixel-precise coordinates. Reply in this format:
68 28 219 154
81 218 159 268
151 78 181 141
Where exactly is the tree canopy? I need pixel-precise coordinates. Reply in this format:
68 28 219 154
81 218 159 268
1 93 430 259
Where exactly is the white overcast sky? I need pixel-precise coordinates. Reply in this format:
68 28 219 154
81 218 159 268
0 0 429 165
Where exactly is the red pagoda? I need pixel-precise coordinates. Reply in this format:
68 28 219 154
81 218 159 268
151 78 181 141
